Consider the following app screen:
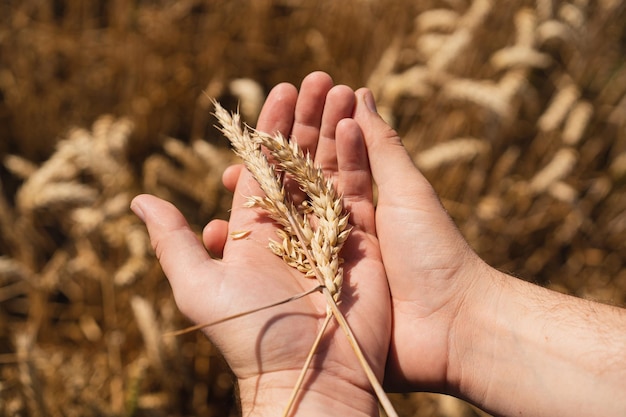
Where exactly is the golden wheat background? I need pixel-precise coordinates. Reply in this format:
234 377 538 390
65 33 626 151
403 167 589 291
1 1 625 416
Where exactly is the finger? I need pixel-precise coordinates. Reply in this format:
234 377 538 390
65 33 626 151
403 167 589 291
230 83 298 223
203 219 229 258
335 118 376 234
314 85 356 174
130 194 219 315
353 88 431 199
256 82 298 134
222 164 243 193
291 71 334 156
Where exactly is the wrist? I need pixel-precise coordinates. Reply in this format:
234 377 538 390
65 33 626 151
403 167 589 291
445 259 506 400
237 370 379 417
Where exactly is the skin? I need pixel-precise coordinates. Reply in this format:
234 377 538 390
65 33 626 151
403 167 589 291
132 72 626 416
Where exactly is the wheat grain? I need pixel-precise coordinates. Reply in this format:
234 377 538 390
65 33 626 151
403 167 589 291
562 100 593 146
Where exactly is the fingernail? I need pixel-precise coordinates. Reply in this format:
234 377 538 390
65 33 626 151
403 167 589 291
130 200 146 222
363 90 378 113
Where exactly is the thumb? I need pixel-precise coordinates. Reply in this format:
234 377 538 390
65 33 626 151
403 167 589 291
131 194 217 313
353 89 433 202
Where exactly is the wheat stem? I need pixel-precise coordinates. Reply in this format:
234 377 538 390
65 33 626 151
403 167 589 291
163 285 322 337
282 313 333 417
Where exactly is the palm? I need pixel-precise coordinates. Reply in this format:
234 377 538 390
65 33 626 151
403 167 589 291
201 217 390 386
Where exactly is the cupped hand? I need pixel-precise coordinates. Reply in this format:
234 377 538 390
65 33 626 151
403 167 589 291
131 72 391 416
352 88 490 395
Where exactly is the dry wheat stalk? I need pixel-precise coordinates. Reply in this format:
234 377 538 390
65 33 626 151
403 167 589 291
211 101 398 417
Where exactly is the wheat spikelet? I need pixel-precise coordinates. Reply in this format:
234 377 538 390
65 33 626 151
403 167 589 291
417 33 449 60
3 155 37 180
529 148 578 193
538 82 580 132
427 29 471 72
365 36 402 98
442 78 512 119
78 314 103 342
22 182 98 212
491 46 552 71
562 100 593 146
537 20 574 45
253 129 351 301
558 3 586 31
515 8 538 47
228 78 265 124
163 137 207 173
548 180 578 203
416 138 490 171
498 69 529 100
415 9 460 32
114 226 150 286
379 66 432 104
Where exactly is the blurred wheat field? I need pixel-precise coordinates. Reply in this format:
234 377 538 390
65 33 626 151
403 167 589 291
1 1 625 416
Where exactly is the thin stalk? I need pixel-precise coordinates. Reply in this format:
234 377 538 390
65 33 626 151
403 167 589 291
282 313 333 417
164 285 322 337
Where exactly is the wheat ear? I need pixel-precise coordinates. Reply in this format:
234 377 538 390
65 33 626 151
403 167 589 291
213 101 398 417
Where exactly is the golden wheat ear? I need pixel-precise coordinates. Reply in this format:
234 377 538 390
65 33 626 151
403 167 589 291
212 100 399 417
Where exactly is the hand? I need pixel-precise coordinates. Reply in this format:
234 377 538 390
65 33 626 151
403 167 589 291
352 89 626 417
349 88 489 394
131 72 391 417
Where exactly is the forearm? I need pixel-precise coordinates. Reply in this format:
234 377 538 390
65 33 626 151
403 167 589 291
452 267 626 417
